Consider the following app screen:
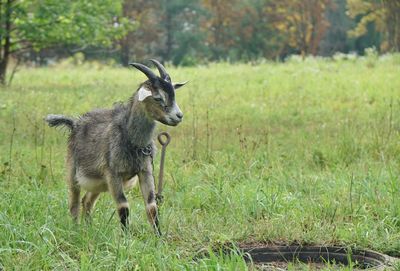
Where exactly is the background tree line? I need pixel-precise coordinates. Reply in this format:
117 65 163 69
0 0 399 84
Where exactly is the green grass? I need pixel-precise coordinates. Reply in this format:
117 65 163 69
0 55 400 270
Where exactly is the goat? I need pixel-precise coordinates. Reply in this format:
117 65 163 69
45 60 186 234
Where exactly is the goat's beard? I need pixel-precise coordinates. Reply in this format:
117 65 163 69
157 117 180 126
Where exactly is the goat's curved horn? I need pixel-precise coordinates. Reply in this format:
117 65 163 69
129 62 157 82
149 59 171 82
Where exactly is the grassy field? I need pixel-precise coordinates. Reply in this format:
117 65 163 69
0 55 400 270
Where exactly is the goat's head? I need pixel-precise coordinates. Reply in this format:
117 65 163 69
129 59 187 126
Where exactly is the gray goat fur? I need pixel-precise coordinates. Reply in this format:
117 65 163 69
45 60 186 234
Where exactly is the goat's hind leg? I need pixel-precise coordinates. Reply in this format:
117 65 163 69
82 192 100 221
66 163 80 222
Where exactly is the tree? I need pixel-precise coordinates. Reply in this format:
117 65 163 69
0 0 131 85
201 0 240 60
160 0 204 63
319 0 355 55
347 0 400 52
119 0 157 66
266 0 334 57
233 0 275 60
383 0 400 51
118 0 206 66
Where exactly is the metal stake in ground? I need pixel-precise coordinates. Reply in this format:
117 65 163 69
156 132 171 205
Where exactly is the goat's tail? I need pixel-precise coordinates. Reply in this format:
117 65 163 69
45 114 75 131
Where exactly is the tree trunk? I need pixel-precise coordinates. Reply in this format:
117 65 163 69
120 37 130 66
0 0 12 85
0 60 7 85
384 0 400 51
164 5 172 61
120 0 131 66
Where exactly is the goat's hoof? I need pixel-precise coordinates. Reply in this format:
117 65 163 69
82 215 93 225
155 227 162 237
120 222 130 232
156 194 164 205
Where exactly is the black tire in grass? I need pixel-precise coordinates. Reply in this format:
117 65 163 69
239 245 399 270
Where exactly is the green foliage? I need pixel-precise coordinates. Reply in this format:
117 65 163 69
0 58 400 269
0 0 133 84
10 0 132 51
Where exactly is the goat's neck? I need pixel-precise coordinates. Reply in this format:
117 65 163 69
126 98 155 147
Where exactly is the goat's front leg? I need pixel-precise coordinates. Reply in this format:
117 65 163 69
106 172 129 229
138 159 161 236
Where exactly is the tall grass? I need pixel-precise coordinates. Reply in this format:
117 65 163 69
0 56 399 269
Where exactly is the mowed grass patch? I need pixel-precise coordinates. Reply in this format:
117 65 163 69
0 56 399 270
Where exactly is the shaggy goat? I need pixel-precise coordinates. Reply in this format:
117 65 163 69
45 60 186 234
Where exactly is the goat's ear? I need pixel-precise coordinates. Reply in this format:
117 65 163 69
173 81 188 90
138 86 153 101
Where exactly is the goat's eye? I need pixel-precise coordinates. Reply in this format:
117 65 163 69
154 97 163 102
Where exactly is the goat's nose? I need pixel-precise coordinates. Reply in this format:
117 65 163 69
176 112 183 120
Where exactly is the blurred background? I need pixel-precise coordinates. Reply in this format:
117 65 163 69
0 0 399 85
